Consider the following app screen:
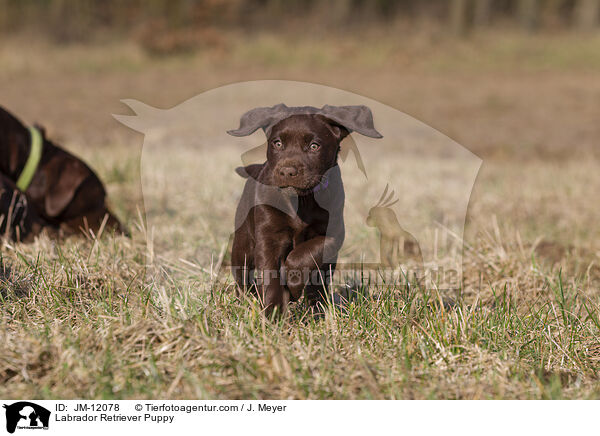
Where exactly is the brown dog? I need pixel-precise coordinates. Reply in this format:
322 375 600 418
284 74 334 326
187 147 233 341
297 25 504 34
0 105 123 239
228 104 382 314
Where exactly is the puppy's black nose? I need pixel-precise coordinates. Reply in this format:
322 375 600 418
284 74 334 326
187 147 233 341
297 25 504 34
279 166 298 177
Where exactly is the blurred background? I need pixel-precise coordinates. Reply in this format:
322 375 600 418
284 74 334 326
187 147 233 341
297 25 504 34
1 0 599 156
2 0 600 42
1 0 599 253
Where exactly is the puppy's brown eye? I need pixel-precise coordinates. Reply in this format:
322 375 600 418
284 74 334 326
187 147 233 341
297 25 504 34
309 143 320 151
273 140 283 149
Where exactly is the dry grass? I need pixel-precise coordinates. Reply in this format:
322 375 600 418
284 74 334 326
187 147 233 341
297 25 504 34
2 209 599 399
1 32 600 399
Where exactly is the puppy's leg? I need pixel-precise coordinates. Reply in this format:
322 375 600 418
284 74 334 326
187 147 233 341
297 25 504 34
255 233 293 316
231 225 256 295
283 236 340 304
303 267 335 308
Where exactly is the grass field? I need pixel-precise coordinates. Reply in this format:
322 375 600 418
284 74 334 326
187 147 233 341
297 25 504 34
1 31 600 399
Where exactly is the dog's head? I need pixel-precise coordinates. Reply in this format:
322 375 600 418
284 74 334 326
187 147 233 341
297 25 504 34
266 114 348 190
229 104 382 191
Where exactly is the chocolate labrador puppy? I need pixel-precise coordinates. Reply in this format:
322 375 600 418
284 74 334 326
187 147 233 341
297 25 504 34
229 104 382 314
0 105 123 239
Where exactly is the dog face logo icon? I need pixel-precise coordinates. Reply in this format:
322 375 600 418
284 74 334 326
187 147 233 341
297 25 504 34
3 402 50 434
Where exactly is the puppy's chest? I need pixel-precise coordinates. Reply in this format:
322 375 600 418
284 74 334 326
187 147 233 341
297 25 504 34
288 202 329 245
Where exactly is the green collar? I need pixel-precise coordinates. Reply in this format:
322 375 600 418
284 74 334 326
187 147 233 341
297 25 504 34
16 126 43 191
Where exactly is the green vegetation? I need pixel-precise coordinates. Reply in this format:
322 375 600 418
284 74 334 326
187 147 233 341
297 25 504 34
2 233 599 399
1 27 599 399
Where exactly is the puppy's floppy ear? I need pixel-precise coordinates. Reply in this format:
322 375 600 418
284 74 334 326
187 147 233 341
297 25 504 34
235 164 263 180
315 115 350 142
320 105 383 138
227 103 382 139
227 104 291 137
44 160 90 217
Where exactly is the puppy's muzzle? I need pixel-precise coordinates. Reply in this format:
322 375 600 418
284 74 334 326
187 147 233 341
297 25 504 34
278 166 298 178
274 160 307 187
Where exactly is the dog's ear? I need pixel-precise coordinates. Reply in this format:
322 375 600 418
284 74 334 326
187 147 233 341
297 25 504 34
235 164 263 180
320 105 383 138
314 115 350 142
44 160 89 217
227 104 291 137
227 103 382 139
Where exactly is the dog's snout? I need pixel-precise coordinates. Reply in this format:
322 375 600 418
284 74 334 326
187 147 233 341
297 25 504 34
279 166 298 178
